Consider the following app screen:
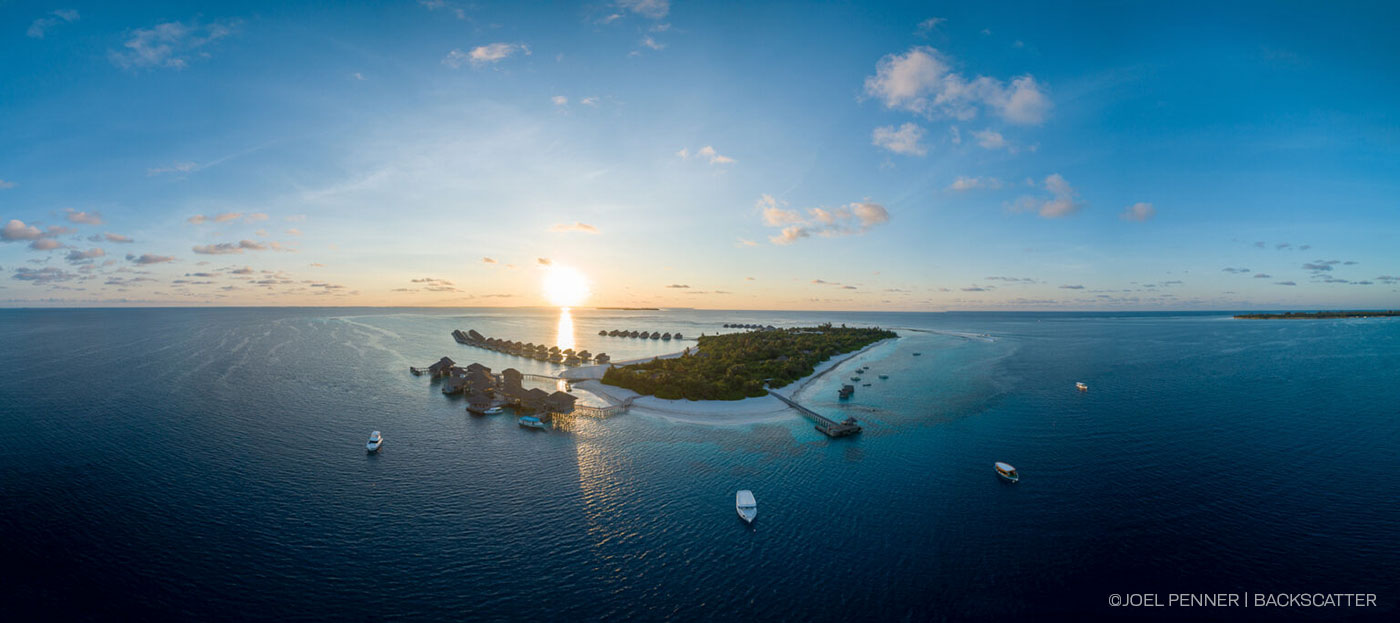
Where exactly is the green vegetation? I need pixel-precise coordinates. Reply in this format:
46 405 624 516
1234 310 1400 319
601 324 897 401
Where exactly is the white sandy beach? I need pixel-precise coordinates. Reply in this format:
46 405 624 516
567 337 897 426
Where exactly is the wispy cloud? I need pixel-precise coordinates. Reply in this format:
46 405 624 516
418 0 466 20
27 9 79 39
616 0 670 19
128 253 175 265
549 222 600 234
109 19 237 70
192 240 269 255
948 176 1002 191
864 46 1050 124
915 17 945 36
148 161 201 176
187 212 265 225
64 209 103 225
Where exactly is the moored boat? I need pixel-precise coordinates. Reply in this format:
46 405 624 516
1076 382 1088 391
735 490 757 524
518 416 546 429
366 431 383 453
995 462 1019 483
484 407 503 415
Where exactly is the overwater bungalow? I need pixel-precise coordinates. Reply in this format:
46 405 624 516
545 390 578 415
564 355 581 366
673 332 683 339
662 332 672 340
548 353 564 363
442 376 467 394
427 356 456 379
598 330 607 336
650 332 661 339
467 329 485 342
466 394 493 414
629 331 640 338
594 353 610 364
576 350 592 361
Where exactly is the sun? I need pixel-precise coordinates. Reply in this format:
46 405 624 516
542 265 590 307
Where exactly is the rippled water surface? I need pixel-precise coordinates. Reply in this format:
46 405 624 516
2 308 1397 620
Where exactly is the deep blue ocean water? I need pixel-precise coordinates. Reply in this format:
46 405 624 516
2 308 1397 621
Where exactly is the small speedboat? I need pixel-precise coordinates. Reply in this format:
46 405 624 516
366 431 383 453
518 416 546 429
484 407 504 415
1076 382 1088 391
913 352 922 356
735 490 757 524
878 375 889 380
995 462 1019 483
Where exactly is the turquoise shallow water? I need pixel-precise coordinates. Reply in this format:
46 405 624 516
1 308 1397 620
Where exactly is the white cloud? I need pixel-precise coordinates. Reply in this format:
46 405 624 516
948 176 1003 191
551 95 568 107
104 232 135 243
27 9 79 39
757 196 891 245
109 19 236 70
616 0 670 19
1008 173 1083 218
2 219 44 241
694 145 734 165
871 122 928 156
1120 202 1156 222
0 180 15 189
640 35 665 51
444 43 530 68
972 129 1007 150
580 96 600 107
863 46 1050 124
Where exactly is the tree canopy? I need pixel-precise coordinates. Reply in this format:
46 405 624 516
601 324 896 401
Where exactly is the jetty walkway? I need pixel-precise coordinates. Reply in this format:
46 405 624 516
769 391 862 437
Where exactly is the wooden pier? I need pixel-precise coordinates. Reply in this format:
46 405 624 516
769 391 862 438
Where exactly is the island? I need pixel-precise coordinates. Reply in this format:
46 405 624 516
1234 310 1400 319
600 324 897 400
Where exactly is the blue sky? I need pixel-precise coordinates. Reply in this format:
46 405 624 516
1 0 1397 309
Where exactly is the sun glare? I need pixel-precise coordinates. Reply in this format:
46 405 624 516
542 265 590 307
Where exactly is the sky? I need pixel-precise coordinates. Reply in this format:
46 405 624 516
1 0 1397 310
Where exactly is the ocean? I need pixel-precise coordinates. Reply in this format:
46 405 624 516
1 308 1396 621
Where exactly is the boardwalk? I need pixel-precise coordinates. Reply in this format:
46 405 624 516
769 391 862 437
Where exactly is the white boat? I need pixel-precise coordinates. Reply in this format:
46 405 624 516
1076 382 1088 391
484 407 504 415
366 431 383 453
735 490 757 524
518 416 546 429
995 462 1018 483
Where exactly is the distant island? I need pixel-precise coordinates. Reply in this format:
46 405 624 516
601 324 897 400
1234 310 1400 319
595 307 661 311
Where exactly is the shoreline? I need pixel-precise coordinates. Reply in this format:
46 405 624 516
568 337 898 427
